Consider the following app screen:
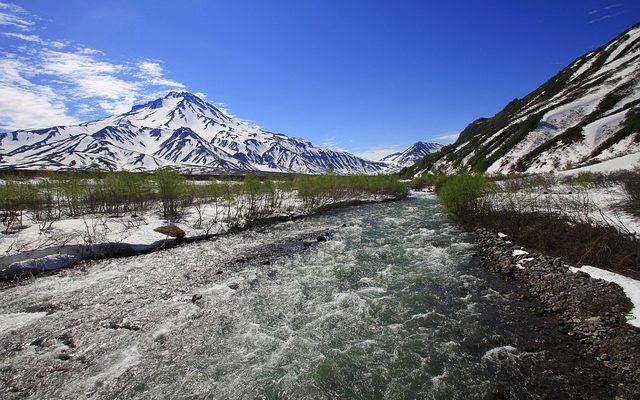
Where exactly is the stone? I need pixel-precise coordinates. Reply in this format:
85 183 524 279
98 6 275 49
316 235 327 242
153 225 186 238
228 282 240 290
191 294 203 303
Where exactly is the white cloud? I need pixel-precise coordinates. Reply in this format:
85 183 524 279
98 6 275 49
212 101 260 127
355 146 402 161
0 85 77 130
428 131 460 143
0 2 189 131
42 50 124 76
587 3 625 23
194 92 206 100
2 32 42 43
0 56 77 129
0 2 35 30
136 60 185 88
213 102 234 117
138 61 163 77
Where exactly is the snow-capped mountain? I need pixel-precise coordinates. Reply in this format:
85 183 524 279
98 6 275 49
405 22 640 176
0 91 388 174
381 141 442 167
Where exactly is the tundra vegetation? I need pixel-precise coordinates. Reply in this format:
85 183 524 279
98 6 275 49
427 169 640 279
0 169 408 236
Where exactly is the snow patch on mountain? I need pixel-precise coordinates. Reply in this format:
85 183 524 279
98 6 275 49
381 141 442 167
0 91 388 174
407 23 640 176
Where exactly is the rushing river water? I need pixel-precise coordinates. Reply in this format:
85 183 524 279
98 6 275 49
0 193 606 399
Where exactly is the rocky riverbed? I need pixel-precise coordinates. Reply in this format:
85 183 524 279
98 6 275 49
476 228 640 398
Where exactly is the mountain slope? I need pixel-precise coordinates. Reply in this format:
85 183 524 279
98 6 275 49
404 23 640 176
0 91 388 174
381 141 442 167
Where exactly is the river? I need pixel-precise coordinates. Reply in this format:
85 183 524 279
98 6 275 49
0 193 607 399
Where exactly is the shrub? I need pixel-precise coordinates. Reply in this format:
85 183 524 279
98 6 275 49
619 169 640 215
574 171 595 188
155 167 186 219
55 172 87 216
437 174 492 223
0 176 41 232
410 176 427 191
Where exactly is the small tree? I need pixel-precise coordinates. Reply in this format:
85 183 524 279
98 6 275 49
154 167 186 219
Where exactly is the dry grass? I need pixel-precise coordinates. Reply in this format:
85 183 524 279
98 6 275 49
471 210 640 280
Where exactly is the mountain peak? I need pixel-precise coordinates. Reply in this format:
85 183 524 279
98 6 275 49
381 141 443 167
164 91 203 101
2 90 388 174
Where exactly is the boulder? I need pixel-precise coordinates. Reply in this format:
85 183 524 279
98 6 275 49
154 225 186 238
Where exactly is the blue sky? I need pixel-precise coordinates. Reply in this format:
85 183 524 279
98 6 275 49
0 1 638 159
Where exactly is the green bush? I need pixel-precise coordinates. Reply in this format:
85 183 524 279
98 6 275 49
410 176 426 191
55 172 87 216
293 174 407 210
155 167 186 219
437 174 492 223
575 171 595 188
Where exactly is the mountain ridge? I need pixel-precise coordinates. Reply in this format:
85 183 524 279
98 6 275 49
380 141 442 167
403 22 640 176
0 91 389 175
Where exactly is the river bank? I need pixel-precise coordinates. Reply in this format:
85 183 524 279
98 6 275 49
0 195 401 281
476 228 640 398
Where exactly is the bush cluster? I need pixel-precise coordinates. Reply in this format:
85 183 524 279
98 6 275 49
435 173 493 223
0 169 408 232
294 174 407 211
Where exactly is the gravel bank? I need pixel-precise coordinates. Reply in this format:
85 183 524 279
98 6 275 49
476 228 640 398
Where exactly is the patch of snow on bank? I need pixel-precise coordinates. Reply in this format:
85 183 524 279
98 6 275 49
512 249 529 257
569 265 640 328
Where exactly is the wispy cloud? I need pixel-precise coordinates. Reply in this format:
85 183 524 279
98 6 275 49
0 2 35 30
428 131 460 143
355 145 402 161
587 2 626 24
0 2 187 130
604 3 623 10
